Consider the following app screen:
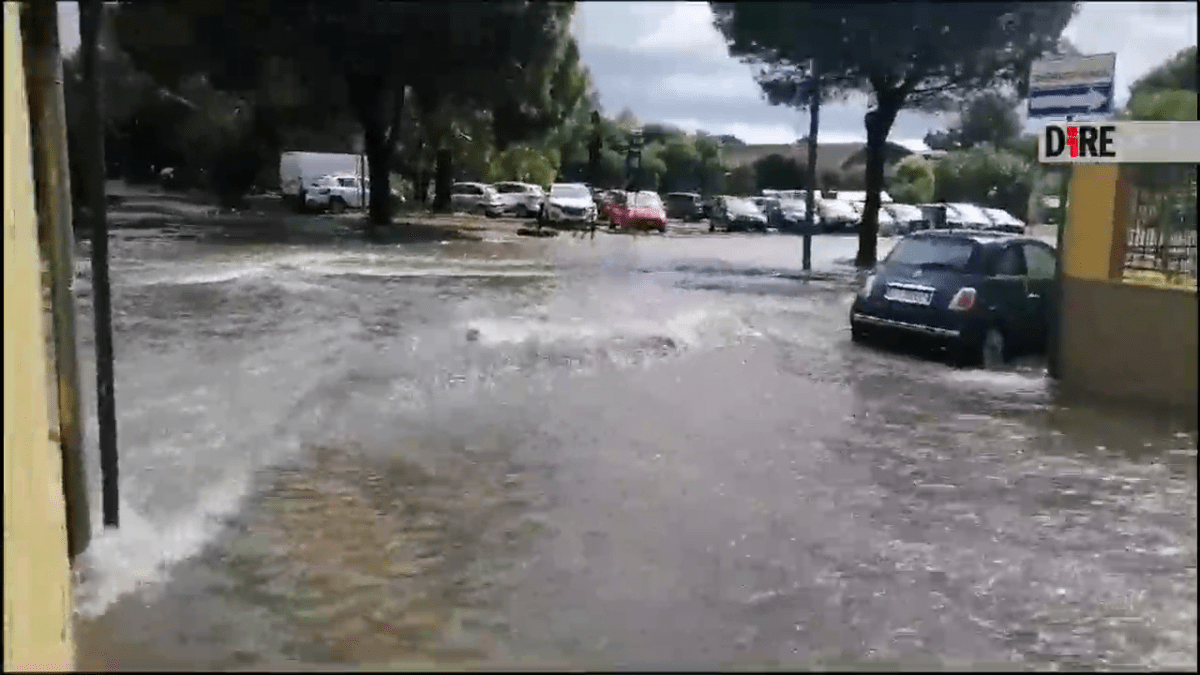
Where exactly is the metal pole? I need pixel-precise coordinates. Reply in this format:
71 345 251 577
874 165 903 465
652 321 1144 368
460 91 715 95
79 0 119 528
802 59 820 274
20 1 92 556
1047 114 1072 380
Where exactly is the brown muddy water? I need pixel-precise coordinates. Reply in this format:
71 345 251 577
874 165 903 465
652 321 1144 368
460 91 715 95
67 218 1195 670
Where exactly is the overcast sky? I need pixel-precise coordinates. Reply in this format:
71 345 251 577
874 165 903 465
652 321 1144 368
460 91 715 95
573 1 1198 148
58 1 1197 149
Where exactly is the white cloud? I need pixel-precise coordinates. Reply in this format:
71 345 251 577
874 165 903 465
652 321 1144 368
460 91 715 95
634 1 728 54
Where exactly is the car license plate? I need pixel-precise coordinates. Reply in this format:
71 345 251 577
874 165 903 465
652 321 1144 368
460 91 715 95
884 287 933 305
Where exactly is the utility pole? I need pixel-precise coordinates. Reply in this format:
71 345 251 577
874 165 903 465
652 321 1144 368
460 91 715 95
79 0 120 528
21 0 92 557
802 58 821 274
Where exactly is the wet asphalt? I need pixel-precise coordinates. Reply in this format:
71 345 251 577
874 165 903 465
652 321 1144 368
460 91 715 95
67 215 1196 670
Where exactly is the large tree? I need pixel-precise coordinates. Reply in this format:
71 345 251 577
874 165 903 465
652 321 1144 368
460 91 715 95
923 91 1022 151
711 1 1077 267
113 0 578 226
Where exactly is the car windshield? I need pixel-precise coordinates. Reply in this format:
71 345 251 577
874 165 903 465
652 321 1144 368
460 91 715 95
725 197 757 212
886 204 925 221
946 203 992 225
886 237 977 270
495 183 527 194
551 185 589 199
819 200 859 219
631 191 663 208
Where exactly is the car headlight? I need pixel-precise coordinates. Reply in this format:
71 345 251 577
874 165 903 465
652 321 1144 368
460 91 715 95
859 274 876 297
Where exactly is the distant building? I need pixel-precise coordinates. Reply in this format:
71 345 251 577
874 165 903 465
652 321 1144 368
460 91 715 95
723 141 914 188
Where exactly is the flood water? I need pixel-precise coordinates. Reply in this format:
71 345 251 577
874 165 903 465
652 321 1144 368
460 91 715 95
69 218 1196 670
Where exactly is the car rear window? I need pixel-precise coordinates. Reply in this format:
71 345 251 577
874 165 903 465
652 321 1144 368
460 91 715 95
886 237 978 270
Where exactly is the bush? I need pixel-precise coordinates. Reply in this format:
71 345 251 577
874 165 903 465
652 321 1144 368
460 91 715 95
889 156 935 204
934 147 1034 218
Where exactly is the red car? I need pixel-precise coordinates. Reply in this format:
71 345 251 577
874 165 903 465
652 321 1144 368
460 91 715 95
604 190 668 233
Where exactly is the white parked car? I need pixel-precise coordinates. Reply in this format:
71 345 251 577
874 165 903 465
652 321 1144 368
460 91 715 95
540 183 597 227
830 190 893 204
450 182 502 216
852 201 900 235
817 198 861 233
944 202 994 229
280 151 362 211
981 207 1026 234
304 174 370 213
882 203 930 234
490 182 545 218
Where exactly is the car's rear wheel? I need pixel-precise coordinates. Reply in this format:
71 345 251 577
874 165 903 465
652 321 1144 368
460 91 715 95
330 198 346 214
515 205 529 219
952 325 1007 369
980 327 1007 370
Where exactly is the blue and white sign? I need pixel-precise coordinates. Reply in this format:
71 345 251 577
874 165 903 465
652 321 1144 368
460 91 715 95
1028 53 1117 119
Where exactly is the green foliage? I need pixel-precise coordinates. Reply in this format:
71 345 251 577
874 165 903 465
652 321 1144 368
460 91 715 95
752 153 806 191
923 91 1022 151
1128 46 1198 100
933 147 1034 218
487 145 559 186
1124 89 1199 122
635 144 669 191
658 136 704 192
889 156 936 204
593 148 627 188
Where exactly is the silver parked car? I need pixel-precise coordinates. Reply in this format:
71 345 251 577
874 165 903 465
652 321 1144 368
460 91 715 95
450 181 501 216
490 182 545 218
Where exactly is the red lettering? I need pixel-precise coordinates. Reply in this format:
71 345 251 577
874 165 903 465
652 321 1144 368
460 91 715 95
1066 126 1080 158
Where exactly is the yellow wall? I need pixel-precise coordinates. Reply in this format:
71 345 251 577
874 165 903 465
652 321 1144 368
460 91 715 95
1062 164 1123 283
3 3 76 670
1058 163 1198 415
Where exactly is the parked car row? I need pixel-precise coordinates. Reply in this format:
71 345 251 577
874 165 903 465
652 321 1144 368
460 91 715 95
441 179 1028 242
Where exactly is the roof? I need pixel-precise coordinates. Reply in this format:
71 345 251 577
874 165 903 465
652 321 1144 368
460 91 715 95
724 142 913 174
910 229 1021 243
834 190 893 203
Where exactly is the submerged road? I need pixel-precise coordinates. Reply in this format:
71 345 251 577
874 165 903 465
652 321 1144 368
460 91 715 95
69 216 1195 670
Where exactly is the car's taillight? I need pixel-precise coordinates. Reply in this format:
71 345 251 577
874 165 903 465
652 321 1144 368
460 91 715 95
948 287 976 311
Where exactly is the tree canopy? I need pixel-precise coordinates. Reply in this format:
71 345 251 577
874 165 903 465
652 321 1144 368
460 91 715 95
112 1 582 224
710 1 1077 266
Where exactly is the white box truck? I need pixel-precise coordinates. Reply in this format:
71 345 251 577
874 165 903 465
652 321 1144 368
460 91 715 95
279 151 365 211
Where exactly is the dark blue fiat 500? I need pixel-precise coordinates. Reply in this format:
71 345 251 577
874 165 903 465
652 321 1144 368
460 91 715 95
850 230 1058 368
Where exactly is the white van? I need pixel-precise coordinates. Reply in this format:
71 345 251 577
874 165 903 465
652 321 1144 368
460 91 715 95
279 151 364 210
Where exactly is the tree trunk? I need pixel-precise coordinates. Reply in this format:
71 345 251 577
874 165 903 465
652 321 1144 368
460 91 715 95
856 99 902 269
346 72 396 227
433 147 452 211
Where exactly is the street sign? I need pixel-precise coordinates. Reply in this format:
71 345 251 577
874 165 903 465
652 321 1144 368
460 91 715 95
1027 52 1116 118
